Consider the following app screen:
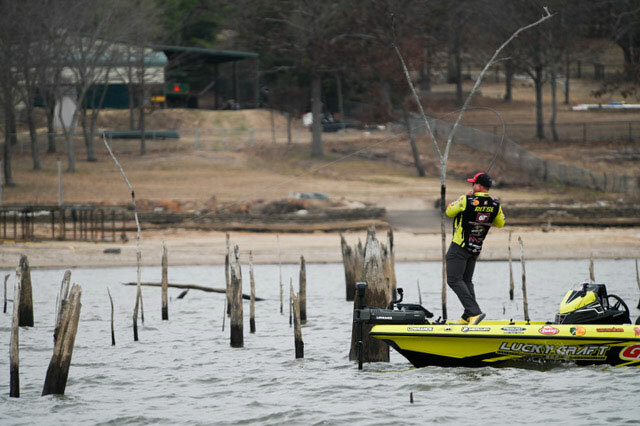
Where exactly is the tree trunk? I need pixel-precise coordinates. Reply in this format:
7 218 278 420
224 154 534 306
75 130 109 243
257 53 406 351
402 109 425 177
3 101 15 186
534 66 544 140
564 54 570 105
46 100 56 153
311 72 323 157
138 85 146 155
504 59 513 102
26 104 41 170
335 73 345 128
550 67 559 142
420 46 432 91
454 32 463 107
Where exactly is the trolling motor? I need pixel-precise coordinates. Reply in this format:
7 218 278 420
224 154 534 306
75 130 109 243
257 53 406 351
353 282 434 370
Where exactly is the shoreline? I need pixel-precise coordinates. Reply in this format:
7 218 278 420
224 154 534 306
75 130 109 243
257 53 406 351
1 226 639 269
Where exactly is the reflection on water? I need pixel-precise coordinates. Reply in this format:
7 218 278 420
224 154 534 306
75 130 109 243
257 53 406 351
0 259 638 425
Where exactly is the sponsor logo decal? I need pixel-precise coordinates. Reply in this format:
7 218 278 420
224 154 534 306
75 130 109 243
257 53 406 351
444 327 452 331
635 327 640 337
472 199 479 206
570 326 586 336
476 213 490 223
620 344 640 361
538 326 560 335
407 327 433 332
596 327 624 333
501 326 526 334
461 327 491 333
499 342 610 360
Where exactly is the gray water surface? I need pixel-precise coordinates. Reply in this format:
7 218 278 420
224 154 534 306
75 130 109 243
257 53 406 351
1 259 639 425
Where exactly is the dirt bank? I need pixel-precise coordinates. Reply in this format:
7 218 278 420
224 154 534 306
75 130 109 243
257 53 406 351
2 226 639 270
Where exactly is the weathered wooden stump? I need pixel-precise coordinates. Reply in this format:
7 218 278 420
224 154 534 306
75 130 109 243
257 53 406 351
54 270 71 344
42 284 82 396
230 246 243 348
340 234 365 301
10 276 20 398
508 231 514 300
3 273 8 314
349 228 391 362
249 251 256 334
290 283 304 359
161 243 169 321
18 255 34 327
107 288 115 346
299 255 307 323
518 237 530 322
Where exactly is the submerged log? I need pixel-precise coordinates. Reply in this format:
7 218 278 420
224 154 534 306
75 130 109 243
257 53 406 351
10 276 20 398
291 283 304 359
161 244 168 320
42 284 82 396
122 282 263 301
229 246 243 348
18 255 34 327
349 228 391 362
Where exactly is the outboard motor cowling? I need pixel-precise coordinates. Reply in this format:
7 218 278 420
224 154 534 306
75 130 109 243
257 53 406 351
554 283 631 325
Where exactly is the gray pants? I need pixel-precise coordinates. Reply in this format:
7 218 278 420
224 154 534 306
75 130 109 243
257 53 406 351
446 242 481 319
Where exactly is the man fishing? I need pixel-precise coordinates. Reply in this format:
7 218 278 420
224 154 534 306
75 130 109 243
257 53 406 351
445 172 505 325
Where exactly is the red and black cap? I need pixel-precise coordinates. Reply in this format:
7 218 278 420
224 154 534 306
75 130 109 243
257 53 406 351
466 172 492 188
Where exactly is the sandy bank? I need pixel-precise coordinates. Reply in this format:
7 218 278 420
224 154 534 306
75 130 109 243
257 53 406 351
1 227 639 269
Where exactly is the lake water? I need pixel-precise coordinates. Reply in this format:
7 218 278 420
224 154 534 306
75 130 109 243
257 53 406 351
1 258 639 425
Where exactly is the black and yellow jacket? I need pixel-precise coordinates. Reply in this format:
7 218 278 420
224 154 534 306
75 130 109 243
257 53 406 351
446 192 505 254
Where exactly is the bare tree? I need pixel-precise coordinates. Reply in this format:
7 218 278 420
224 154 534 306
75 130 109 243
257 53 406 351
395 7 553 318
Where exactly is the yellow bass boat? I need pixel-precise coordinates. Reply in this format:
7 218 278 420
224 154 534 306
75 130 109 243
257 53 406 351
354 282 640 368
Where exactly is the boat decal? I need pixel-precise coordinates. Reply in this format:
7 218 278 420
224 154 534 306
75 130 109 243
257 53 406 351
498 342 610 360
635 327 640 337
461 327 491 333
538 326 559 335
619 344 640 361
570 326 586 336
501 326 526 334
407 327 433 332
596 327 624 333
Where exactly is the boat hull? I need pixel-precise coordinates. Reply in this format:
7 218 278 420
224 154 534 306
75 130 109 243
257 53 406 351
370 321 640 368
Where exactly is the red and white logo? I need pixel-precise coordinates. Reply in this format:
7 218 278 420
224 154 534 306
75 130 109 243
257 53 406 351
539 326 560 335
620 344 640 361
476 213 490 223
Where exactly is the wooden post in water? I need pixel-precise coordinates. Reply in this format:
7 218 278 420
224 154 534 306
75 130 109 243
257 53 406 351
3 273 8 313
417 279 422 305
54 270 71 344
10 275 20 398
340 233 356 301
107 288 115 346
589 254 595 282
349 228 391 362
229 245 244 348
161 243 169 320
42 284 82 396
508 231 514 300
387 228 397 296
299 255 307 323
18 255 34 327
289 278 293 327
249 251 256 334
290 283 304 358
518 236 530 322
635 258 639 309
225 233 231 317
277 234 283 314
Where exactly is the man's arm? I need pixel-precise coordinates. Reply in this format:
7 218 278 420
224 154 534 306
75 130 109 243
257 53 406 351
446 195 466 218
